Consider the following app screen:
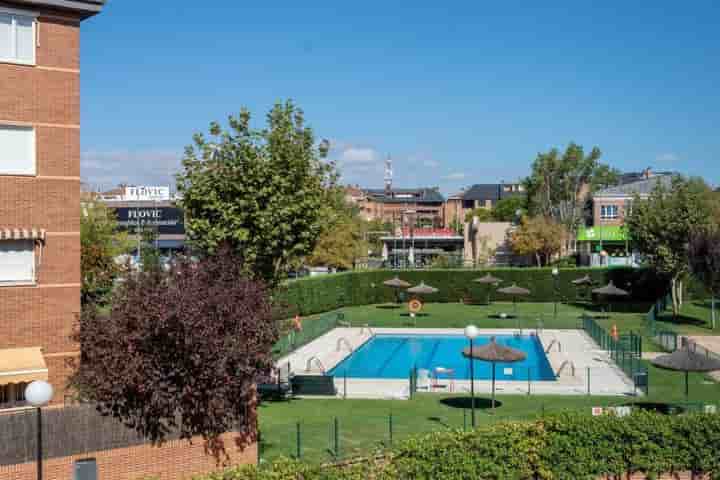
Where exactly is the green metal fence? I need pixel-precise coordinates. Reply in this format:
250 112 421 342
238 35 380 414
644 293 678 351
272 310 345 359
582 315 648 394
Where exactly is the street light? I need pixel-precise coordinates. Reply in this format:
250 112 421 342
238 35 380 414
552 267 560 321
464 324 479 428
25 381 53 480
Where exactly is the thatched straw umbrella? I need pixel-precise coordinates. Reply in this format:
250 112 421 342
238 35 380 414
407 282 438 295
383 276 411 303
473 274 503 305
462 337 527 409
496 284 531 315
592 281 629 313
651 347 720 399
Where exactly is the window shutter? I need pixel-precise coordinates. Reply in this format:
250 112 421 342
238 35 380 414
0 240 35 283
0 126 36 175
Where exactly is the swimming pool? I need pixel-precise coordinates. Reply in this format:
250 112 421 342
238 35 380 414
328 334 556 381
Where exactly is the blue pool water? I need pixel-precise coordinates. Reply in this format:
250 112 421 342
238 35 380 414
328 334 556 381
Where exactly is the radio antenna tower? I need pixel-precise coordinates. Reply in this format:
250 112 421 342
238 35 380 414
384 155 393 195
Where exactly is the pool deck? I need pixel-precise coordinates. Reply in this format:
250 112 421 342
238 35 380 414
277 327 637 399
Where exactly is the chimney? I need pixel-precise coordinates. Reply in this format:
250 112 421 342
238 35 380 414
643 167 653 179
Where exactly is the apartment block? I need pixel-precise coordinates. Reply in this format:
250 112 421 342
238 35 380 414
1 0 103 409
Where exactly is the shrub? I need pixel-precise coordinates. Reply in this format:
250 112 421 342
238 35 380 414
277 268 668 318
197 412 720 480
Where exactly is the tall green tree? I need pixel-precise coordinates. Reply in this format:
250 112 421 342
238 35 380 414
626 176 713 318
80 199 132 305
524 143 620 247
492 196 527 222
177 101 337 287
689 227 720 329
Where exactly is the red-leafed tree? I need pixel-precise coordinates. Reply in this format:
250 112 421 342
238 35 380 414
71 248 278 451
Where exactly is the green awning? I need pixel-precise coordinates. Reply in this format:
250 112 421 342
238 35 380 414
577 226 628 242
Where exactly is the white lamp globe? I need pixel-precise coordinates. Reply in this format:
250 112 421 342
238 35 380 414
464 324 479 340
25 380 53 407
552 267 559 276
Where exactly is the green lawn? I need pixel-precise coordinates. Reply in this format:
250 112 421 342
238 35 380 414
261 302 720 464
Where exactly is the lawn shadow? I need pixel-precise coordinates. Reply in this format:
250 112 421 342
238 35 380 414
657 313 707 327
400 312 429 317
440 396 503 410
376 304 402 310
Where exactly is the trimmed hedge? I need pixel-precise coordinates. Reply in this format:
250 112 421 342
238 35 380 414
278 268 669 317
198 412 720 480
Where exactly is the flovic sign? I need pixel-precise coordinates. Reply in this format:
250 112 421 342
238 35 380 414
115 207 184 235
123 186 171 201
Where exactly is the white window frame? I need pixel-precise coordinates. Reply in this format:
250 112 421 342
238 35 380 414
0 6 38 66
600 204 619 220
0 124 37 176
0 240 36 287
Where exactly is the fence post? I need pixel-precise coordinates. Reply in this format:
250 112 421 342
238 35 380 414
388 413 393 447
296 422 301 459
587 367 590 395
334 417 340 459
343 370 347 400
463 408 467 431
527 366 531 395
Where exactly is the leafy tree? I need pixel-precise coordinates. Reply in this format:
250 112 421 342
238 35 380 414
524 143 619 246
139 226 162 273
177 101 337 287
80 199 131 305
689 227 720 329
492 196 527 222
71 249 278 451
365 218 392 256
464 207 494 222
509 216 565 267
626 176 712 318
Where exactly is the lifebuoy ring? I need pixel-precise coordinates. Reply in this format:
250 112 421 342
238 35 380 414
408 298 423 314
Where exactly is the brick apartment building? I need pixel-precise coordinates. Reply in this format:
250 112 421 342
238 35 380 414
347 186 446 226
1 2 257 478
1 0 105 409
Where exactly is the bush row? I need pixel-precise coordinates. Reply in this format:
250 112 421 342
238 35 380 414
199 411 720 480
277 268 669 317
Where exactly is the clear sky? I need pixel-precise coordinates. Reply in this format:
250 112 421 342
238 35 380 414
80 1 720 194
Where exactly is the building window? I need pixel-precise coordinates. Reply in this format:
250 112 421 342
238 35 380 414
0 8 36 65
0 125 36 175
0 383 27 408
600 204 619 220
0 240 36 284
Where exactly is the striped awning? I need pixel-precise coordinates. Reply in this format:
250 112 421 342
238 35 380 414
0 228 46 241
0 348 49 385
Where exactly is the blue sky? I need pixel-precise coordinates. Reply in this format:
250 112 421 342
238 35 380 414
80 1 720 194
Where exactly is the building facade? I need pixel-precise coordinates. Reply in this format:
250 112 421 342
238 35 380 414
349 187 445 226
444 182 524 228
577 172 673 266
1 0 105 409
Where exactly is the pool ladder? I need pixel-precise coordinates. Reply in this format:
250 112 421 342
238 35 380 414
545 339 562 353
336 337 354 353
305 356 327 374
556 360 575 378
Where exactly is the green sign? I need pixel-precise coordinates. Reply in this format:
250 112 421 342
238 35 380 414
577 225 628 242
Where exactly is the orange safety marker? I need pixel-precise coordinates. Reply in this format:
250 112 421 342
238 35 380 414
293 314 303 332
611 324 619 340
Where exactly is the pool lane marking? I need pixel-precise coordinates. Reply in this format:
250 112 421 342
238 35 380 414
376 337 410 377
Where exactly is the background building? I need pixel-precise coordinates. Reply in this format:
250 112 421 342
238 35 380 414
445 182 524 228
0 0 105 408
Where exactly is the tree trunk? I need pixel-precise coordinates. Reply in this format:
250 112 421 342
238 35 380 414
536 253 542 267
677 279 684 308
712 297 716 330
671 277 680 319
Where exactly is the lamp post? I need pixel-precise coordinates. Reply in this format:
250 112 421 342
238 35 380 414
25 381 53 480
464 324 479 428
552 267 560 321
